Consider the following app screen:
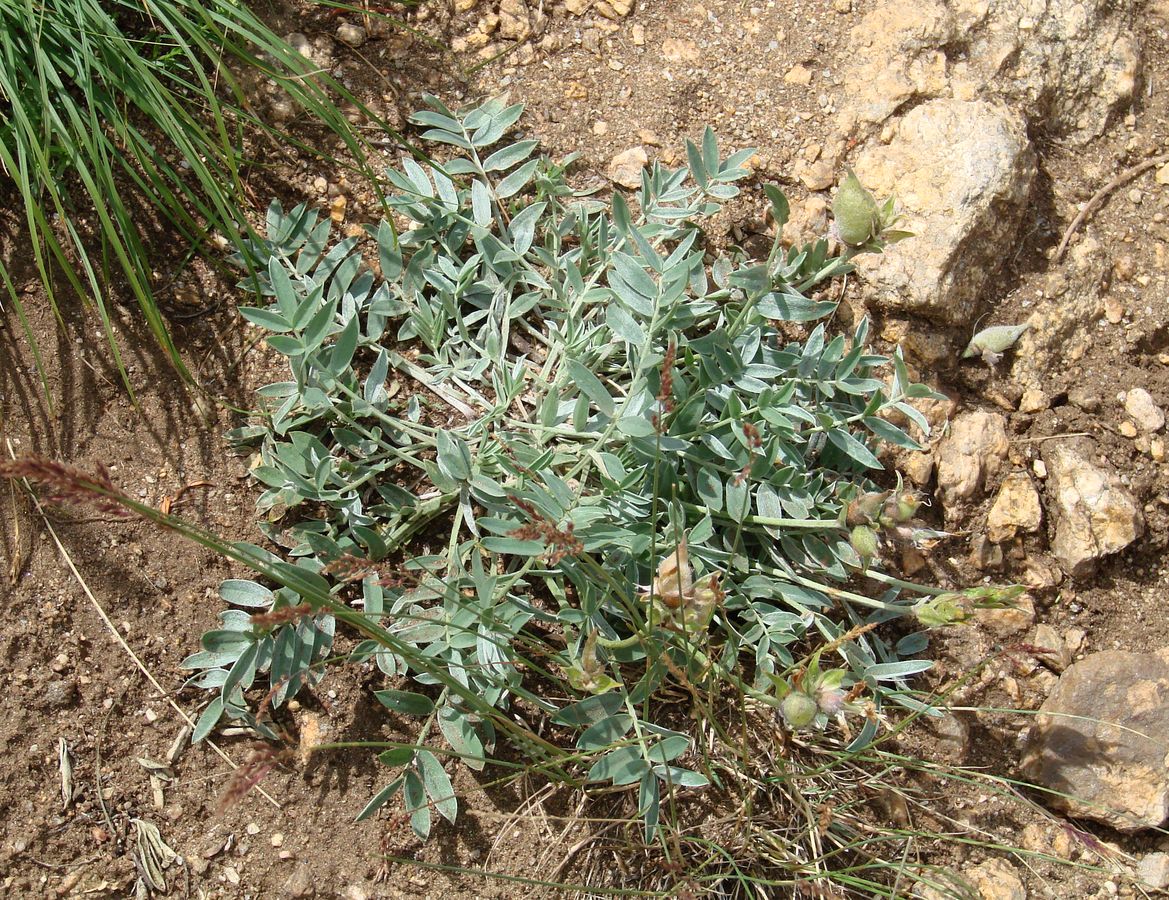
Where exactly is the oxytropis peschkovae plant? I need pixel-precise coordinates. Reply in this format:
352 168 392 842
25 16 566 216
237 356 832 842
10 95 1025 886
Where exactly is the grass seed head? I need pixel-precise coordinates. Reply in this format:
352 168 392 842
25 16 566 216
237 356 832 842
507 496 583 565
215 745 289 816
0 456 131 518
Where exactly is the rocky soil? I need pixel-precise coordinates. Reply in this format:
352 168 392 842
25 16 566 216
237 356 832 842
5 0 1169 897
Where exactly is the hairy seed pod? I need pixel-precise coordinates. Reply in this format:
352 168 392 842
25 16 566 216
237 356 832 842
846 490 889 526
781 691 818 729
833 169 880 246
914 594 967 628
893 492 919 523
850 525 879 560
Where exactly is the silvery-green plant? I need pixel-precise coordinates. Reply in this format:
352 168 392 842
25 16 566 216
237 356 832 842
185 95 977 845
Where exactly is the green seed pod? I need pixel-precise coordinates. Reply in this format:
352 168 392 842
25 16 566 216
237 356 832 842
893 492 919 523
914 594 967 628
850 524 879 560
781 691 818 729
833 168 880 246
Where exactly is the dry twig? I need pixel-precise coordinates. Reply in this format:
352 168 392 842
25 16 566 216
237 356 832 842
1054 151 1169 261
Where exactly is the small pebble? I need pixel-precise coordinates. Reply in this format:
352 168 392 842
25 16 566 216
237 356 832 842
1019 388 1048 413
1125 387 1165 432
271 833 285 848
796 160 833 190
44 681 76 709
1138 852 1169 889
784 64 812 86
269 98 296 123
1064 627 1087 652
607 146 648 189
1068 386 1101 412
336 22 367 47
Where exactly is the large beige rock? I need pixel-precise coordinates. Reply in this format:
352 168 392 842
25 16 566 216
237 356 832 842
497 0 532 40
852 100 1035 325
935 409 1009 510
959 0 1139 144
1041 440 1143 578
595 0 633 19
837 0 1139 145
972 593 1035 638
912 860 1025 900
1139 853 1169 891
1011 236 1106 389
1023 648 1169 832
986 472 1042 543
966 859 1026 900
836 0 956 128
1125 388 1165 433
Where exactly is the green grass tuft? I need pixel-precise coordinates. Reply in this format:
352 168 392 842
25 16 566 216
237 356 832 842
0 0 400 397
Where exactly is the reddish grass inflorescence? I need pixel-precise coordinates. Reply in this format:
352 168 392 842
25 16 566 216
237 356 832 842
652 340 677 433
507 496 583 565
249 603 313 630
0 455 132 518
732 421 765 486
215 744 292 815
322 551 379 583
